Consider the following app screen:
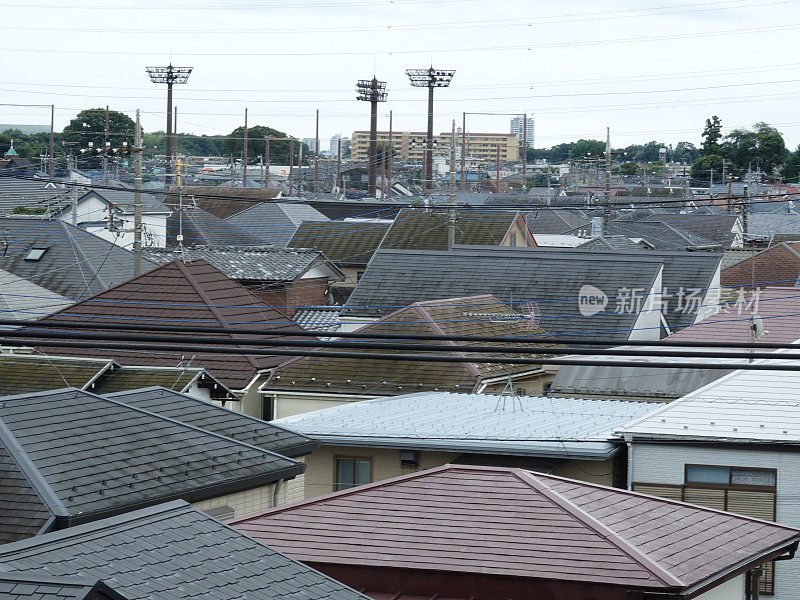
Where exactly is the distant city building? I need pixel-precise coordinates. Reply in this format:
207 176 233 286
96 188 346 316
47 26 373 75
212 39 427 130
329 134 350 155
351 131 519 163
302 137 317 153
510 116 535 148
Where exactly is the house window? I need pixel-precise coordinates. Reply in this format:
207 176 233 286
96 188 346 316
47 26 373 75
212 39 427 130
335 457 371 491
261 396 275 421
24 247 48 261
634 463 777 595
509 233 517 246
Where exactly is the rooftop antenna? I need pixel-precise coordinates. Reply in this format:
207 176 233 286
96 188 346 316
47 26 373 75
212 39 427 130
495 294 524 413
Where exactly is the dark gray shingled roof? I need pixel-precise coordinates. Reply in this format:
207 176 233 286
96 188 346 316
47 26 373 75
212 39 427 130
0 500 371 600
0 574 127 600
225 202 329 247
343 246 662 340
144 245 337 282
167 207 261 247
577 235 646 252
0 177 72 215
567 221 718 251
0 218 159 299
0 388 304 539
105 386 318 458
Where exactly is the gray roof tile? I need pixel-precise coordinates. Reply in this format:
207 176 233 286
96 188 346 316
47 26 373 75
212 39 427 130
0 501 370 600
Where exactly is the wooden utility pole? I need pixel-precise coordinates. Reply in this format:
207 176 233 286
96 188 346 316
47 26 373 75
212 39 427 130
496 145 501 193
49 105 54 179
314 109 319 192
265 137 270 188
336 139 342 193
387 110 393 198
448 120 457 250
133 109 143 277
461 111 466 190
243 108 248 186
104 105 110 184
380 141 386 198
603 127 611 236
289 139 294 195
522 113 527 192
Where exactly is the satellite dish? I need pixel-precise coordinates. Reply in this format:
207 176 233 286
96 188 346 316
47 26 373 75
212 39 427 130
750 314 766 339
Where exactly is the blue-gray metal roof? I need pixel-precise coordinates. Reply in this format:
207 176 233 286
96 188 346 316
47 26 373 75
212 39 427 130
272 392 655 459
225 202 329 247
0 501 371 600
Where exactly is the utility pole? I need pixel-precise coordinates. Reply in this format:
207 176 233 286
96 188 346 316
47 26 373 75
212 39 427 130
173 106 178 174
298 141 304 193
522 113 528 193
387 110 393 198
496 145 501 193
314 109 319 192
356 76 387 198
448 120 457 250
289 139 294 195
603 126 611 236
265 137 270 188
146 64 193 186
336 139 342 194
460 111 466 191
49 105 54 179
742 184 749 238
104 106 110 185
134 109 143 277
243 108 248 187
406 67 455 192
380 142 386 198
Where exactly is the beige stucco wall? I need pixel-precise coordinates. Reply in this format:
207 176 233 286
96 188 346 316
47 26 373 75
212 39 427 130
302 445 460 499
192 472 306 519
480 369 558 396
302 445 615 500
267 392 377 420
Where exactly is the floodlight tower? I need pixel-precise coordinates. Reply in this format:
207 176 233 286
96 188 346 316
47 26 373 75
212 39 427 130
356 77 387 197
146 64 193 185
406 67 455 192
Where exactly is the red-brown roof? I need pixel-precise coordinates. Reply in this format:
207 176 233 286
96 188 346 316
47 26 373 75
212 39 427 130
721 242 800 288
33 259 303 389
667 286 800 344
230 465 799 594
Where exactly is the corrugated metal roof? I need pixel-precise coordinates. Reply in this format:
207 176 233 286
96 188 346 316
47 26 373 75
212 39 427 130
617 350 800 441
272 392 654 458
230 465 800 592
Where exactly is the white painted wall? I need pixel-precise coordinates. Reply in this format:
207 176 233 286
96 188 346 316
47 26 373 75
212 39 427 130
630 442 798 600
695 575 745 600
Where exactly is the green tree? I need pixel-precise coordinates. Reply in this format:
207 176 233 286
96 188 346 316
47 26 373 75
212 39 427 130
690 154 724 181
754 121 787 174
721 122 787 175
568 139 605 160
781 145 800 182
62 108 136 168
619 162 639 176
672 141 700 164
701 115 723 156
223 125 303 165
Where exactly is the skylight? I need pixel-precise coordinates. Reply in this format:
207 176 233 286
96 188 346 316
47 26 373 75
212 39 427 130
24 247 48 261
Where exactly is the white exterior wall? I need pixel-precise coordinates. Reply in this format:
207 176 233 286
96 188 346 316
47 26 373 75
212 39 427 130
85 213 168 249
695 575 745 600
191 475 305 519
630 442 799 600
629 269 663 341
695 262 723 324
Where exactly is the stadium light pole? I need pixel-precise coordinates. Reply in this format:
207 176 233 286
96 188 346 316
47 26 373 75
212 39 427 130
146 64 193 186
356 77 387 198
406 67 455 192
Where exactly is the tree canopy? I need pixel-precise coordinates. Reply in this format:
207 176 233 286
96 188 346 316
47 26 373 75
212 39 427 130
223 125 307 165
568 139 605 160
701 115 723 156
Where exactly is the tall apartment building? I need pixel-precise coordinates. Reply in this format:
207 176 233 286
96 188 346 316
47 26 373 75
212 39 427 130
350 131 519 163
510 116 535 149
301 137 317 153
329 134 350 155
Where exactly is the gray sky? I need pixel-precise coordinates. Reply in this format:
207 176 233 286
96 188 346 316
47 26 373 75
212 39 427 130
2 0 800 151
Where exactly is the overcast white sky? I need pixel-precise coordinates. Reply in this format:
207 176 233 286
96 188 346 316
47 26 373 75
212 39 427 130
2 0 800 151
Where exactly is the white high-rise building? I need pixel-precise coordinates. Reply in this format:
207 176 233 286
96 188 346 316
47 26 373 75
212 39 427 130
510 116 535 149
329 134 350 155
302 138 317 153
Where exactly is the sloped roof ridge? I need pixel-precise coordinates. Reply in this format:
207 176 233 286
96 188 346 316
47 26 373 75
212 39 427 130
782 241 800 261
413 304 481 387
0 387 303 486
0 500 191 556
172 259 262 371
515 469 683 588
0 397 70 517
59 220 107 294
104 386 315 449
229 464 456 523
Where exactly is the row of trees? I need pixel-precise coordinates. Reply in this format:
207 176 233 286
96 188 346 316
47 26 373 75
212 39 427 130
1 108 305 170
527 139 701 166
689 116 800 182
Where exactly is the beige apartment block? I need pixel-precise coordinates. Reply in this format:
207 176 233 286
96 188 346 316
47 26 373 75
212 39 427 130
351 131 519 163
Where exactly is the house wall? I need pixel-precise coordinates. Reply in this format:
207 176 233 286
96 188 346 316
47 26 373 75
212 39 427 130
302 445 616 500
695 575 745 600
629 442 798 600
499 220 533 247
480 369 559 396
265 391 378 420
84 213 168 249
192 474 306 519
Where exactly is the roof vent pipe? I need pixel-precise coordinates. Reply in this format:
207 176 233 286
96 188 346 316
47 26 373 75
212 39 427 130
591 216 603 238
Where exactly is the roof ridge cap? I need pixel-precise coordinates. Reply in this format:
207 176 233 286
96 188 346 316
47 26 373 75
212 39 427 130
514 469 684 588
412 304 481 384
0 399 71 518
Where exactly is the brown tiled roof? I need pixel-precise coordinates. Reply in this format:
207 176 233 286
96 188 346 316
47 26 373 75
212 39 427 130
721 242 800 288
164 186 281 219
379 207 528 251
287 221 391 266
32 259 303 389
263 295 559 395
230 465 799 593
667 286 800 344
